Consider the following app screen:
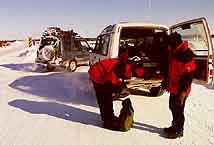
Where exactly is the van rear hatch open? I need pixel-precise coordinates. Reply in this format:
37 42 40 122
119 27 169 80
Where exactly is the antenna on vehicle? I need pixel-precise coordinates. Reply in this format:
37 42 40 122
145 0 152 22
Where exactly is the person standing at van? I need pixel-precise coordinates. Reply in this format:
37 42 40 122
163 32 196 138
88 58 133 131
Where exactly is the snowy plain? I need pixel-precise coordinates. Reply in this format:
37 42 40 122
0 41 214 145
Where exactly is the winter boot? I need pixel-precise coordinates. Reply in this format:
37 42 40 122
164 122 184 139
103 116 121 131
164 126 176 133
163 122 177 133
165 130 183 139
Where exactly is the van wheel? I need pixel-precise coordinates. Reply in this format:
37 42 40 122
66 59 77 72
149 86 165 96
46 63 55 72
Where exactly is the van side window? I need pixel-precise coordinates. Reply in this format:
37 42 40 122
94 34 110 56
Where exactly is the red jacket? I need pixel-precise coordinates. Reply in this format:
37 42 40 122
88 59 132 85
167 41 196 96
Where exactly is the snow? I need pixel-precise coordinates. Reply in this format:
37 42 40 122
0 41 214 145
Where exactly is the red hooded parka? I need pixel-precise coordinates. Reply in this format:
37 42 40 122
88 58 132 85
167 41 196 97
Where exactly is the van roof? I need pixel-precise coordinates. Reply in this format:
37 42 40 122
118 22 168 28
100 22 169 35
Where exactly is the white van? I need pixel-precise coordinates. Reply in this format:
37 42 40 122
89 17 214 96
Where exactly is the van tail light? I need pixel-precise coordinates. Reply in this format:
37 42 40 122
210 69 213 76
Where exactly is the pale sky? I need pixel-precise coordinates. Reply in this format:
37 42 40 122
0 0 213 40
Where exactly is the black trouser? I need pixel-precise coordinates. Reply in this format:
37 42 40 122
169 93 187 132
92 81 134 131
92 81 114 122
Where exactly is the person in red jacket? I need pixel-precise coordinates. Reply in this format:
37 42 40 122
162 32 196 138
88 58 133 131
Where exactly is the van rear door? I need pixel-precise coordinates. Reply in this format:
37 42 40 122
170 17 213 83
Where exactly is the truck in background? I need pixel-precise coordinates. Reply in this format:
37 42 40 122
35 27 92 72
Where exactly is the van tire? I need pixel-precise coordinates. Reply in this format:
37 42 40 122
66 59 77 72
149 86 165 96
46 63 55 72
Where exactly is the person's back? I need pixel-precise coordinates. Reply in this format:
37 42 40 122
88 58 120 85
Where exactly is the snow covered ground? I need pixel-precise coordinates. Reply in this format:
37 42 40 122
0 41 214 145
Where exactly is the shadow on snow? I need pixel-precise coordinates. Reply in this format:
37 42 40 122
9 72 97 107
8 99 167 138
0 63 47 73
8 99 102 127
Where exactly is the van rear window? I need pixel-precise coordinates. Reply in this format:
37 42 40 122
94 34 110 56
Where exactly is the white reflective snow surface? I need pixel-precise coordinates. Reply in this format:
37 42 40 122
0 41 214 145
